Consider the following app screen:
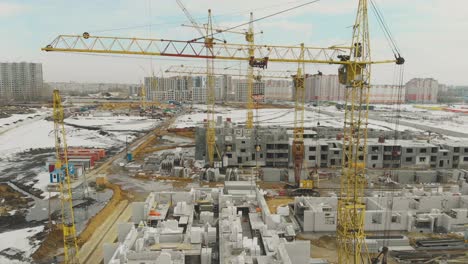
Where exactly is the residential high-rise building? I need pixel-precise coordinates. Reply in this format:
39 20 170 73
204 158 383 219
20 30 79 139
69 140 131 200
144 75 231 104
144 76 192 103
232 79 265 103
264 79 293 101
304 74 345 102
0 62 43 101
369 85 406 104
405 78 439 103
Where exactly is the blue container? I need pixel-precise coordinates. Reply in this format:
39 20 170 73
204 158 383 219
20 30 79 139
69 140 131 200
127 153 133 162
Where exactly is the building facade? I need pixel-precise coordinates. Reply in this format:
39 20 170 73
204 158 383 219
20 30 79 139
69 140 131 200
405 78 439 103
369 85 406 104
0 62 43 101
145 75 231 104
264 79 293 101
232 79 265 103
304 74 345 102
195 120 468 171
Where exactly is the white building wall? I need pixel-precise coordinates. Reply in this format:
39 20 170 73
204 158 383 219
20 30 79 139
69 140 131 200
369 85 406 104
405 78 439 103
264 79 292 101
304 74 345 102
233 79 265 103
0 62 43 101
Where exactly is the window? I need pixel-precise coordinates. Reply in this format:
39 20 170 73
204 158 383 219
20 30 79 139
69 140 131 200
430 156 437 162
464 148 468 152
406 148 413 153
371 155 378 161
241 140 246 144
276 153 288 158
334 151 339 155
371 146 379 152
464 157 468 162
359 155 364 161
419 157 426 162
321 146 328 151
267 153 274 158
260 153 263 159
443 152 448 156
309 156 316 161
391 214 401 223
432 147 438 153
406 157 413 162
252 153 255 160
321 154 327 159
277 144 288 150
325 216 335 225
238 157 242 163
454 147 460 153
420 148 427 153
309 146 316 151
372 213 383 224
240 149 246 153
384 146 392 152
226 153 232 158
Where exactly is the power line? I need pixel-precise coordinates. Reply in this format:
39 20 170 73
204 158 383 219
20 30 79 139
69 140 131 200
90 0 313 33
191 0 320 42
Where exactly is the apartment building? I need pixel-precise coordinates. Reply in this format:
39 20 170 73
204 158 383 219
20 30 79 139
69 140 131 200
145 75 231 103
264 79 293 101
0 62 43 101
304 74 345 102
232 79 265 103
369 85 406 104
405 78 439 103
195 120 468 171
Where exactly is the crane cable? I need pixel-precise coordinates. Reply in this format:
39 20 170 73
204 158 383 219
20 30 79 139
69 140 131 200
89 0 313 34
369 0 401 58
190 0 320 42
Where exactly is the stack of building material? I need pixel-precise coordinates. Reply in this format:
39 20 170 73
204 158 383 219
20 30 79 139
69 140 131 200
200 211 214 225
201 248 212 264
190 227 202 243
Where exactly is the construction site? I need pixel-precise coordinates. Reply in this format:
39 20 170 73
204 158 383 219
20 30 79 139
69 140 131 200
0 1 467 264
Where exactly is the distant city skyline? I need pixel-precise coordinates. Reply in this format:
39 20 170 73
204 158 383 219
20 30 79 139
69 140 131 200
1 0 467 85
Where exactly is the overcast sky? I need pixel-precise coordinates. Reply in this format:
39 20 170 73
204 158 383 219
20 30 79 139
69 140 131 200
1 0 467 85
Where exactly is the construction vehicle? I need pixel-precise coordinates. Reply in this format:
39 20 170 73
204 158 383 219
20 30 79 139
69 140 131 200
51 89 80 263
282 179 319 197
41 1 404 262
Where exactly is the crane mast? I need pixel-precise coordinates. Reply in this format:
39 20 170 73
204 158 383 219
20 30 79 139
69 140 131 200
140 82 146 110
337 0 372 262
205 10 216 166
292 44 306 187
52 89 79 263
246 13 255 129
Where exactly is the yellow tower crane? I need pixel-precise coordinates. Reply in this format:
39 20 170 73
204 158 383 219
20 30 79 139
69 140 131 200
139 82 146 110
291 44 309 190
176 0 218 166
52 89 79 263
41 1 404 261
165 65 293 80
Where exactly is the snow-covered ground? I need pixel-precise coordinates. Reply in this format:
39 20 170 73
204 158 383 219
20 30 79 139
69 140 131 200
0 119 112 157
65 114 159 131
0 226 44 263
0 112 42 127
175 105 422 132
